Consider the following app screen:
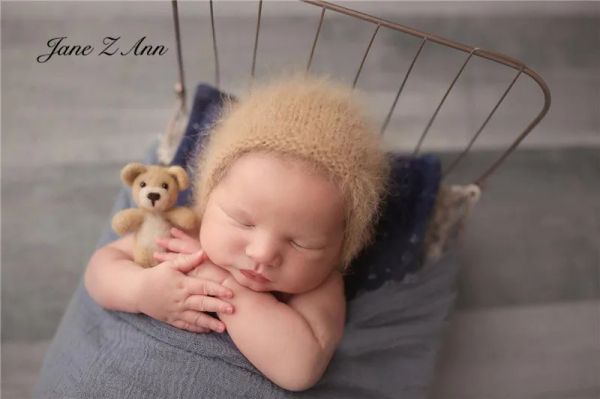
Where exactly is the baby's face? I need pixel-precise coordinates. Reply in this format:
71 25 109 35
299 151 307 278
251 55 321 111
199 152 345 294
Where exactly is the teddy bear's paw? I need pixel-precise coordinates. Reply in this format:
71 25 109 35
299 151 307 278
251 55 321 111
112 209 144 235
112 214 130 236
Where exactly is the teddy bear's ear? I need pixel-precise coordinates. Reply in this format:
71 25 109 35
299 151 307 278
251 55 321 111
167 166 190 190
121 163 147 186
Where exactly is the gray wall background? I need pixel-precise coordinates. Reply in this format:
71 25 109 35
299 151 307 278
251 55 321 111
2 1 599 398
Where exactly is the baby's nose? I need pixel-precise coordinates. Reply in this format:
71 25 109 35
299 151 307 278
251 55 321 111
245 236 281 268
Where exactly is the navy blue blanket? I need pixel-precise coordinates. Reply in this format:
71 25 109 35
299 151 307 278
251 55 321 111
35 84 454 399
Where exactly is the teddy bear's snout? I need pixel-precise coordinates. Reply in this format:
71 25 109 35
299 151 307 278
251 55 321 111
147 192 161 206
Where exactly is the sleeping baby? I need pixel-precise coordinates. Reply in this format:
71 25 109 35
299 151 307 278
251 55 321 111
84 75 389 391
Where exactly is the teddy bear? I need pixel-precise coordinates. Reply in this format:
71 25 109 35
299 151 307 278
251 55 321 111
111 162 198 268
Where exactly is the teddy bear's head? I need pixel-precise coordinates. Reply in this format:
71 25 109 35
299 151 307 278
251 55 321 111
120 163 190 212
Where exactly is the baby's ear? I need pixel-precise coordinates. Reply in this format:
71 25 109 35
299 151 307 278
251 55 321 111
120 163 147 186
167 166 190 190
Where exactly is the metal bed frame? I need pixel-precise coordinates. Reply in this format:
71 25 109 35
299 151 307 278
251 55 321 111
168 0 551 187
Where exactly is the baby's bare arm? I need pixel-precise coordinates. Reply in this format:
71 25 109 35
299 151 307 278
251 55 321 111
84 234 145 312
84 236 234 333
217 272 346 392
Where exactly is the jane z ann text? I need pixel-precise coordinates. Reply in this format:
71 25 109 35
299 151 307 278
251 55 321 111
37 36 168 63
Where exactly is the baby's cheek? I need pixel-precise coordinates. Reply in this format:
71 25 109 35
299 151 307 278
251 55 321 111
199 227 217 260
200 223 235 266
294 261 335 292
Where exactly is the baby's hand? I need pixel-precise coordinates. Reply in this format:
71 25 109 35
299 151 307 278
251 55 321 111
154 227 202 261
137 251 234 334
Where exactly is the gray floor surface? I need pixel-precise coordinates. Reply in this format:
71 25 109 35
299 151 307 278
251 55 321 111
2 2 599 398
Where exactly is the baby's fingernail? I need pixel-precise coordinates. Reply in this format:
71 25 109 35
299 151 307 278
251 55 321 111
226 306 234 314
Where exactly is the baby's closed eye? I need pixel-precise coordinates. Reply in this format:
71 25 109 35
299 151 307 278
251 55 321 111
232 217 255 228
290 240 324 251
218 204 255 228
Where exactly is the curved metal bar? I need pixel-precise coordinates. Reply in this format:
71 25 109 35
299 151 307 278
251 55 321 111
380 37 427 136
209 0 220 88
302 0 526 71
414 48 477 156
171 0 186 110
475 70 551 186
352 24 380 89
251 0 263 80
302 0 552 183
444 67 524 178
167 0 551 184
306 7 326 72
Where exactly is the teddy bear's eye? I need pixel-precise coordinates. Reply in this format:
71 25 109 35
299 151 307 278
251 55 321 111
161 183 169 190
140 181 146 188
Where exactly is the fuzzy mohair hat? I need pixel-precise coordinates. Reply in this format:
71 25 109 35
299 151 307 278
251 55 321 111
193 75 390 269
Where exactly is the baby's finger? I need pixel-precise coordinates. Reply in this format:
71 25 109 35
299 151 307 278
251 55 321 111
155 236 170 250
185 277 233 298
171 320 211 334
185 295 234 315
179 310 226 333
170 227 192 240
153 251 178 262
169 251 205 273
155 237 190 254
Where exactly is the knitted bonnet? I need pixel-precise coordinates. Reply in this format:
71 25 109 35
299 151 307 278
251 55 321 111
193 75 389 269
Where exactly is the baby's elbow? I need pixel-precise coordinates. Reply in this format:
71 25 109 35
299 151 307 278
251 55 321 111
83 247 117 308
281 382 315 392
280 339 341 391
276 371 322 392
274 355 329 392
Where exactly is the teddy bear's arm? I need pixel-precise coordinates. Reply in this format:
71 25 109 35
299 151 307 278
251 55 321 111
165 207 198 231
112 208 146 236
